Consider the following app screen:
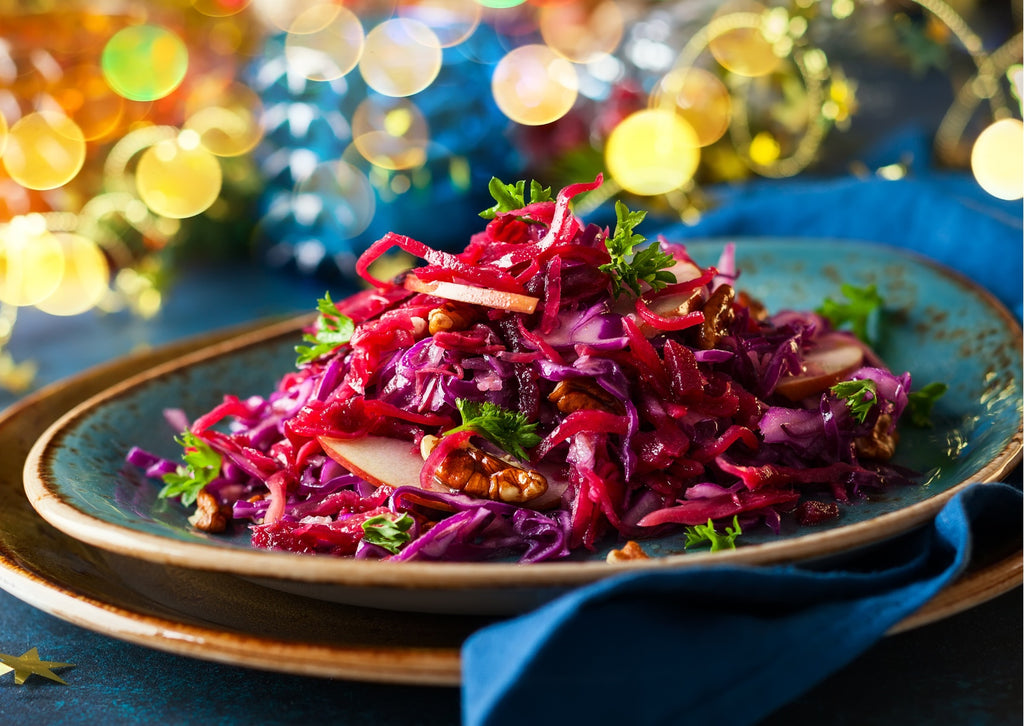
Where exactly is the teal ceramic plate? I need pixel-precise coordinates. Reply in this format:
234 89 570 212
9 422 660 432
24 240 1023 614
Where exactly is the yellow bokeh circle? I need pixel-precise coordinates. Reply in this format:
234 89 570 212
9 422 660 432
2 112 87 191
352 97 429 170
605 109 701 196
136 136 223 218
971 118 1024 201
491 44 579 126
184 83 265 157
651 67 732 147
35 233 111 316
0 222 65 307
539 0 624 64
102 25 189 102
284 4 365 82
359 19 443 98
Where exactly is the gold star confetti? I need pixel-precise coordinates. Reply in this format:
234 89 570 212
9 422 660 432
0 648 75 685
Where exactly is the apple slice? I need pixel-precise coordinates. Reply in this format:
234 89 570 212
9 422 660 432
773 333 865 401
320 435 430 491
319 434 566 509
403 274 539 314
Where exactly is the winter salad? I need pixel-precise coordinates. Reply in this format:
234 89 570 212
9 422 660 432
127 175 946 564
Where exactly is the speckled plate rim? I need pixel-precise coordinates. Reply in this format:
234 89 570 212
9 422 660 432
23 240 1024 592
2 318 1019 684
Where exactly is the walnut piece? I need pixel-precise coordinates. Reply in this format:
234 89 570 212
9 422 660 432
423 436 548 504
547 377 625 415
698 284 735 349
188 488 230 533
606 540 651 563
855 413 899 461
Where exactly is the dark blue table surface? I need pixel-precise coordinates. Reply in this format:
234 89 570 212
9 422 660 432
0 263 1019 724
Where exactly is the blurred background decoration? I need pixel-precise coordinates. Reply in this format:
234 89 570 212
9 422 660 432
0 0 1020 393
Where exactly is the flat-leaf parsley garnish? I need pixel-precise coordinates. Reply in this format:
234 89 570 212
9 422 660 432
443 399 541 461
906 381 948 427
684 516 743 551
817 283 884 344
362 513 414 554
295 292 355 366
160 431 221 507
479 178 553 221
830 379 879 423
599 200 676 298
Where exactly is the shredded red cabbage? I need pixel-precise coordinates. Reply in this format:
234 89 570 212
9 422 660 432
127 175 923 563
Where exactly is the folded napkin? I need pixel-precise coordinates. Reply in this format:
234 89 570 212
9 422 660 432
462 168 1023 725
463 482 1022 726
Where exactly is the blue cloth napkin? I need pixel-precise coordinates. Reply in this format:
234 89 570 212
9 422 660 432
461 169 1023 725
463 483 1022 726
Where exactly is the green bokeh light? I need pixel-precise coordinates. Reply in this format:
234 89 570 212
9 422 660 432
102 25 189 102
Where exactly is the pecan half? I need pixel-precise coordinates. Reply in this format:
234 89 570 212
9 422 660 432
548 377 625 415
188 488 230 533
428 302 481 335
854 413 899 461
606 540 651 563
698 284 735 349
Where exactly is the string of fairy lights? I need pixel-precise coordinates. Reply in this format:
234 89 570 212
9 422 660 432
0 0 1020 392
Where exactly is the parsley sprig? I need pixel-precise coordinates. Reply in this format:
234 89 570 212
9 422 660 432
599 201 676 298
830 379 879 423
362 513 415 554
479 178 553 221
159 431 222 507
906 381 948 427
295 292 355 366
684 516 743 551
443 399 541 461
817 283 884 344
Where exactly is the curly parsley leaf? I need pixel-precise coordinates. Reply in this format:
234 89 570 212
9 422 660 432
295 292 355 366
906 381 948 427
684 515 743 551
159 431 222 507
830 379 879 423
443 399 541 461
362 513 415 554
599 200 676 298
816 283 884 344
479 178 553 220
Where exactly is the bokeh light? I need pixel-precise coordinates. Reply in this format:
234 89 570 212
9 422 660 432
605 109 700 196
352 97 429 170
971 118 1023 200
359 18 443 97
0 219 65 307
192 0 252 18
184 82 264 157
708 5 781 78
101 25 190 102
2 112 87 191
284 4 365 82
474 0 526 8
491 44 578 126
539 0 624 64
651 67 732 147
0 112 8 157
136 133 224 218
294 161 376 240
34 233 110 316
398 0 481 48
52 63 127 143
